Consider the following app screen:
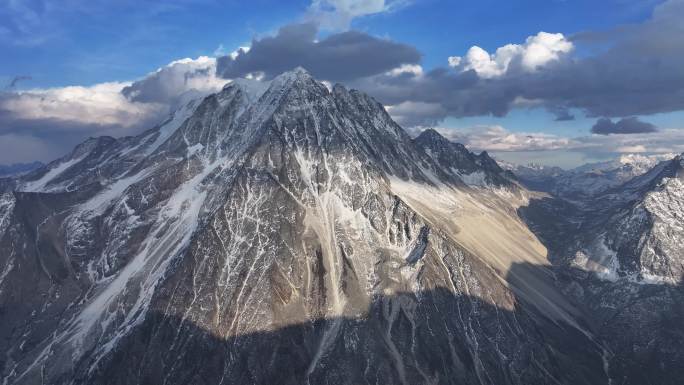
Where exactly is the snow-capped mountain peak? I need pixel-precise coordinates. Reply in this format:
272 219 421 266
2 70 683 385
2 70 550 385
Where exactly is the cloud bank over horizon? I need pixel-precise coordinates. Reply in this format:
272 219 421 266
0 56 228 163
347 0 684 125
1 0 683 165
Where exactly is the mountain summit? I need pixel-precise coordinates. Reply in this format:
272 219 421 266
1 69 682 384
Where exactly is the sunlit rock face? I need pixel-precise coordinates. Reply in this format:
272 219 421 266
3 68 681 384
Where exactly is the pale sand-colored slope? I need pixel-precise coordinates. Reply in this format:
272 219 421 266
389 177 588 330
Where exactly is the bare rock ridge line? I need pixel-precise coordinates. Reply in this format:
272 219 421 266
0 68 683 384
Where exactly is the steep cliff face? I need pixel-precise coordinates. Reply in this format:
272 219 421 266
0 69 619 385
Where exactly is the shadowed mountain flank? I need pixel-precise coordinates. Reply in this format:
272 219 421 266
73 270 606 385
517 156 684 385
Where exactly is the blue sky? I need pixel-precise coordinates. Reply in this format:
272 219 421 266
1 1 305 87
1 0 682 167
1 0 659 88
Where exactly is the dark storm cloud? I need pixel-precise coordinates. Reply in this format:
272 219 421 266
0 112 116 163
346 68 508 122
0 110 167 163
0 108 139 137
591 117 658 135
346 0 684 127
215 23 421 82
0 90 165 162
351 38 684 126
387 101 447 128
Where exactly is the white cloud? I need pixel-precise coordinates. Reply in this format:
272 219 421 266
2 82 164 131
448 32 573 78
427 125 581 152
0 56 229 137
122 56 227 104
450 46 510 78
229 46 251 60
0 55 240 165
386 63 423 77
0 52 246 166
386 101 445 127
307 0 408 30
519 32 573 70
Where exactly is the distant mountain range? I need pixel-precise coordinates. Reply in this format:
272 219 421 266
500 153 677 199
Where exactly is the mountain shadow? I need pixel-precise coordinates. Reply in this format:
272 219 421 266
52 262 610 385
518 195 684 385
